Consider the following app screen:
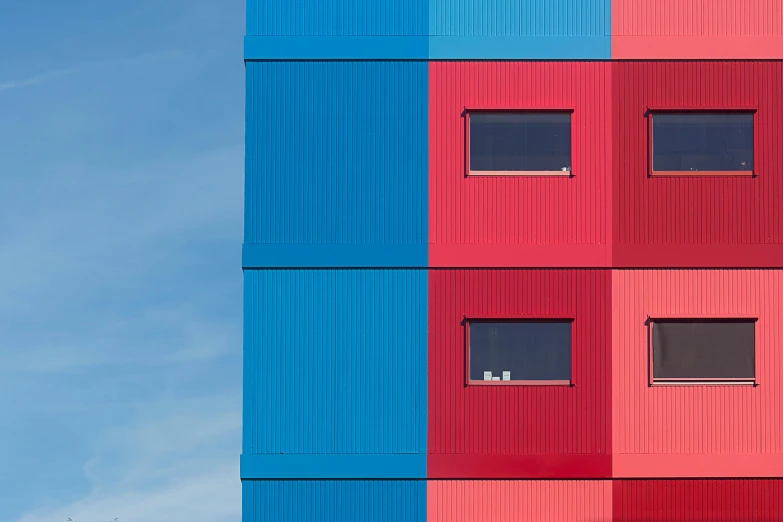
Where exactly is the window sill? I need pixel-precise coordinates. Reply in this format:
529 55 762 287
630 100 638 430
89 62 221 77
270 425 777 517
650 170 754 177
468 170 572 177
651 379 757 386
468 380 572 386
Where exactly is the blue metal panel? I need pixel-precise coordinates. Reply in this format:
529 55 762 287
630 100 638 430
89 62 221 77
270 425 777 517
430 0 610 36
243 269 428 458
245 62 428 266
240 454 426 479
247 0 427 36
243 35 429 60
428 0 611 58
428 35 610 59
241 244 426 269
242 480 426 522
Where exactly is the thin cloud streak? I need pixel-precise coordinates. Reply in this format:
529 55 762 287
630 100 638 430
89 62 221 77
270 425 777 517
0 49 182 92
0 66 83 91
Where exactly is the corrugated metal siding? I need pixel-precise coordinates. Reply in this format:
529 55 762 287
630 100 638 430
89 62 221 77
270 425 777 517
613 61 783 247
245 61 428 246
428 480 613 522
248 0 427 36
612 480 783 522
243 480 427 522
612 0 783 36
244 269 427 455
429 62 611 253
428 269 610 455
429 0 610 36
612 270 783 456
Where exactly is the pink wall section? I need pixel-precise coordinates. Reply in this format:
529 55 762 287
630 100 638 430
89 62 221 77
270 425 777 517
429 61 612 268
612 0 783 58
612 270 783 477
428 480 612 522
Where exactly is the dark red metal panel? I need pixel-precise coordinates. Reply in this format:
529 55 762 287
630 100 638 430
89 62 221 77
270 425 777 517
429 62 612 268
427 269 611 478
613 61 783 268
612 480 783 522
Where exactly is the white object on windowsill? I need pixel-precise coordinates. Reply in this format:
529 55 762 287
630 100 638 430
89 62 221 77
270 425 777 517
483 371 493 381
502 371 511 381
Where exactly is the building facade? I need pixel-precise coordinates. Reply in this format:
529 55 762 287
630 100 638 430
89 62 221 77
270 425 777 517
243 0 783 520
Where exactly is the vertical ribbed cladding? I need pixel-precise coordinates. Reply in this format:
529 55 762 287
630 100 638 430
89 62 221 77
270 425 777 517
243 480 427 522
244 269 427 455
244 61 427 248
248 0 427 36
612 480 783 522
428 480 613 522
429 62 611 261
428 270 611 455
612 270 783 474
612 0 783 37
613 61 783 250
429 0 610 37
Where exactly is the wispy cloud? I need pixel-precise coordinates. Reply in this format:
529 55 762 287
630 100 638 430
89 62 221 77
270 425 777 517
0 66 84 91
13 400 241 522
0 49 182 92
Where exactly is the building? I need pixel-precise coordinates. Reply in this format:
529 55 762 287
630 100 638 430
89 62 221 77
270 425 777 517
242 0 783 520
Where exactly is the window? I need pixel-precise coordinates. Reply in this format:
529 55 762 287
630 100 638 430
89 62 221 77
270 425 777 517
467 319 573 385
467 111 572 176
650 319 756 384
650 112 754 176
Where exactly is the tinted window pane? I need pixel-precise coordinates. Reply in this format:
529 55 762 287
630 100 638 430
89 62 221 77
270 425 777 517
652 320 755 380
469 321 572 381
470 112 571 172
652 113 754 172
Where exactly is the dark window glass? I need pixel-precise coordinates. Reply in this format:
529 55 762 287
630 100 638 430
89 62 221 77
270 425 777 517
652 320 755 380
468 320 572 382
652 113 754 172
469 112 572 172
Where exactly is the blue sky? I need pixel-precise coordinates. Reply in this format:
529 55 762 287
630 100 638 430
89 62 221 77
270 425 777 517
0 1 244 520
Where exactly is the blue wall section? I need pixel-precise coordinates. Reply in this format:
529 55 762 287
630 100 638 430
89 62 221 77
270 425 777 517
243 269 427 465
245 62 428 266
429 0 610 36
247 0 427 36
243 480 426 522
429 0 611 58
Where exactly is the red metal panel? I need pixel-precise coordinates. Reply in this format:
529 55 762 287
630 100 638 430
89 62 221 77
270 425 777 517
612 270 783 478
428 269 611 478
429 480 613 522
613 62 783 268
612 0 783 58
612 480 783 521
429 62 612 268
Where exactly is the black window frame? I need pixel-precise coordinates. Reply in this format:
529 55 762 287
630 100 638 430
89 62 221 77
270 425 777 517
465 317 574 386
465 109 574 177
648 317 758 386
648 109 756 177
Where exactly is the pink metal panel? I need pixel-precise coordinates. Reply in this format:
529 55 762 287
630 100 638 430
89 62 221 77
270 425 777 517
612 61 783 268
612 270 783 477
612 479 783 522
429 480 613 522
612 0 783 58
428 269 611 478
429 61 612 268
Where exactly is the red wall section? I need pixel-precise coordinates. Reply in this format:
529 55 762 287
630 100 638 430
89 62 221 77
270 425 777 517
612 480 783 521
613 62 783 268
612 270 783 478
612 0 783 58
428 270 611 478
429 62 611 268
429 480 613 522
